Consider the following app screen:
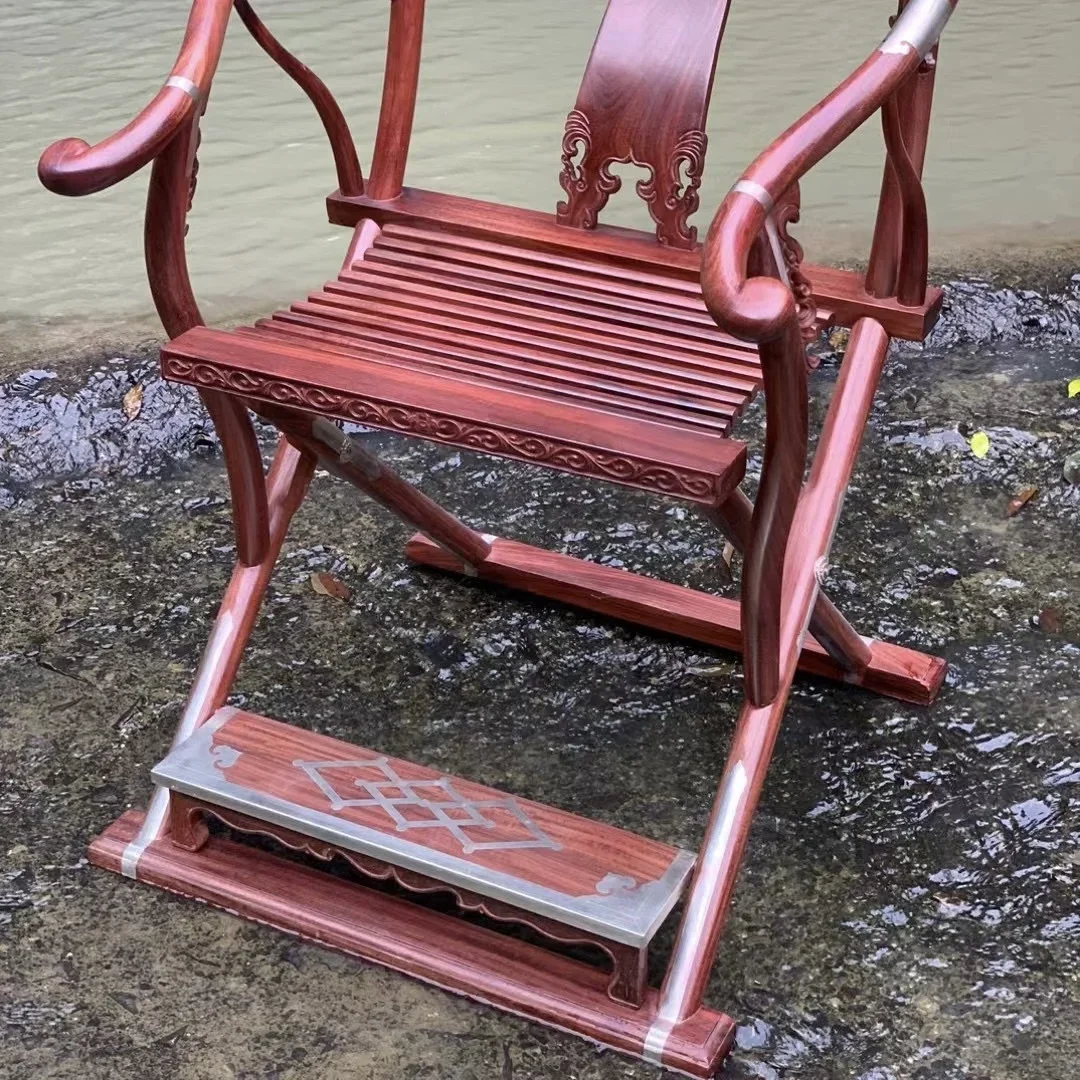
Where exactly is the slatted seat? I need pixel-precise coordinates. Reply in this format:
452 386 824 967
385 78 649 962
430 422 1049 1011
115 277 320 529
163 221 756 503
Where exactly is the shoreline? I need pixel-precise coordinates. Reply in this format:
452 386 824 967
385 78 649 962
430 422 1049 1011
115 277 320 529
4 244 1079 382
1 269 1078 507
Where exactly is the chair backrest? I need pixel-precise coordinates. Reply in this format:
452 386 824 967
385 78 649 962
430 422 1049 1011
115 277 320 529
556 0 734 249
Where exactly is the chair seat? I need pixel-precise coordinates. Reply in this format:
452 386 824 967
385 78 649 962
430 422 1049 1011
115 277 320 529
162 220 760 503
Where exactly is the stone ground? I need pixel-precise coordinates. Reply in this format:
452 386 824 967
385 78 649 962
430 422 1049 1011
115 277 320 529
1 277 1079 1079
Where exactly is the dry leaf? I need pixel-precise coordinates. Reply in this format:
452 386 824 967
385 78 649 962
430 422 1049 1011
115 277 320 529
1037 607 1062 633
1068 377 1080 399
720 540 736 573
1006 486 1038 517
121 383 143 421
310 571 351 601
969 430 990 459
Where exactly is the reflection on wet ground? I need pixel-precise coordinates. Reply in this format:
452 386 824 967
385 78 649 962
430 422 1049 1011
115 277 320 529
1 280 1078 1079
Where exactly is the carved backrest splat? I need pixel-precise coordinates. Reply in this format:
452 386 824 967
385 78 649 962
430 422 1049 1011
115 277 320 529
557 0 734 249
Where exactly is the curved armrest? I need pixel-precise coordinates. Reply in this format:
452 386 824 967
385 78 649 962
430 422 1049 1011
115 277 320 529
701 0 958 342
38 0 233 196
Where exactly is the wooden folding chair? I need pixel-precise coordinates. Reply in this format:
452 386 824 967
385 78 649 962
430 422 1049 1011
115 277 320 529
39 0 959 1073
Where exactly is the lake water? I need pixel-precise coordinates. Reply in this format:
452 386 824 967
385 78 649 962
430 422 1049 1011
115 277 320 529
2 0 1078 326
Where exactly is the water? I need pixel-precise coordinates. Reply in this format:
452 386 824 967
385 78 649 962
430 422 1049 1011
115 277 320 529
2 0 1079 325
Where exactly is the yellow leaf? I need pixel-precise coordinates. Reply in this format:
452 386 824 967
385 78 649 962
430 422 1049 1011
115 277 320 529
1068 378 1080 399
827 327 850 354
969 430 990 459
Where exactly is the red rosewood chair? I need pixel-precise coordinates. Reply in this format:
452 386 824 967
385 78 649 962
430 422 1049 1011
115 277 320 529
39 0 959 1074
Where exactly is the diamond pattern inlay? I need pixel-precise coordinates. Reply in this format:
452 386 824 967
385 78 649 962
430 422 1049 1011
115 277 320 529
293 755 562 855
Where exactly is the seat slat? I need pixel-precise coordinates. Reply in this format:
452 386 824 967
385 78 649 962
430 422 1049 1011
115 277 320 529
340 261 741 351
379 222 701 294
322 275 759 372
366 239 714 317
298 293 755 406
358 249 719 328
261 311 735 432
329 269 758 363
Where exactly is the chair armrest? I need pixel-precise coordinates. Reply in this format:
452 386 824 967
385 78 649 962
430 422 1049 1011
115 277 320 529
38 0 233 196
701 0 958 342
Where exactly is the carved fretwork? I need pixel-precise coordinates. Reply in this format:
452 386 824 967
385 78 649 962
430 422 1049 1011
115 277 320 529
184 126 201 231
557 112 708 248
637 128 708 248
773 184 819 366
557 110 621 233
169 792 647 1006
556 0 734 248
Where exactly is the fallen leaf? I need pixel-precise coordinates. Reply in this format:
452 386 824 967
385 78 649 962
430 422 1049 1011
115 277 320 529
310 571 351 601
1068 377 1080 399
121 383 143 421
1006 486 1038 517
720 540 736 575
1036 608 1062 633
827 327 850 354
969 430 990 459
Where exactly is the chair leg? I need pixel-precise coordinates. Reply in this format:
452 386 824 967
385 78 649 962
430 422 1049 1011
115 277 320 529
257 404 492 567
703 489 873 676
643 688 786 1062
647 319 918 1057
117 436 315 878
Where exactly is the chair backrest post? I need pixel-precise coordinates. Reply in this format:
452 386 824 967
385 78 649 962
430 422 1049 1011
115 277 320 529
367 0 425 201
556 0 734 249
866 2 939 300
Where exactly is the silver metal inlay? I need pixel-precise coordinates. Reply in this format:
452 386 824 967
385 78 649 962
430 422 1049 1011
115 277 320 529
644 760 750 1061
879 0 953 56
461 532 499 577
165 74 201 104
595 873 638 896
211 743 241 771
119 708 235 876
120 785 167 879
642 1016 677 1065
731 179 775 215
151 711 697 946
294 755 561 855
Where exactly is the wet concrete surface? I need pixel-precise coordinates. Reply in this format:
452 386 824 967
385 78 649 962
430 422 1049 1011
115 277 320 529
1 279 1079 1079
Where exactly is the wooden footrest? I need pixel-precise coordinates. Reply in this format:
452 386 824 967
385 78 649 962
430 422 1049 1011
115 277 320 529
151 708 694 1005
